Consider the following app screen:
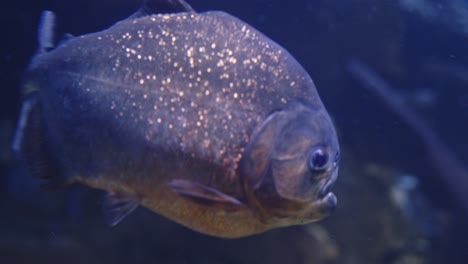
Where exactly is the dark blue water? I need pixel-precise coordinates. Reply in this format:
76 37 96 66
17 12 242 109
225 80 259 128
1 0 467 263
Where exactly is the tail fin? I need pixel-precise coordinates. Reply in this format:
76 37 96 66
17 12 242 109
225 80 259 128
12 10 68 190
37 10 56 54
12 93 66 190
12 10 55 154
11 94 38 155
12 10 55 153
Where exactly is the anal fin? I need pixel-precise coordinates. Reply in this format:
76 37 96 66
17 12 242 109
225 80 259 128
103 192 139 226
168 179 243 205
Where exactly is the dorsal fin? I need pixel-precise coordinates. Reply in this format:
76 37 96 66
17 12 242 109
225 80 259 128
130 0 195 19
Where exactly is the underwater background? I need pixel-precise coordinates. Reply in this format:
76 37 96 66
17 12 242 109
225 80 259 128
1 0 467 263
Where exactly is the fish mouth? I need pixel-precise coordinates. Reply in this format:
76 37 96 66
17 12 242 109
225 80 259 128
319 182 333 199
311 191 337 219
316 171 338 212
319 192 337 208
319 170 337 198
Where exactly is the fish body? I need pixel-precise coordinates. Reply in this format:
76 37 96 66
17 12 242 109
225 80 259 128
16 0 340 238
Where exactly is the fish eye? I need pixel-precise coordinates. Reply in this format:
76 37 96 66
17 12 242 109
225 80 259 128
308 147 329 172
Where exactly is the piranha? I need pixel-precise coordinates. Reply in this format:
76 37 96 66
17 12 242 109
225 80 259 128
13 0 340 238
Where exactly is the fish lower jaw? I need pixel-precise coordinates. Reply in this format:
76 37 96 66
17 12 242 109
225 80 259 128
322 192 336 203
316 192 337 212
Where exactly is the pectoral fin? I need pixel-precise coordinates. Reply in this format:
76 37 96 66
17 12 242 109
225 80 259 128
168 179 242 205
103 192 139 226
